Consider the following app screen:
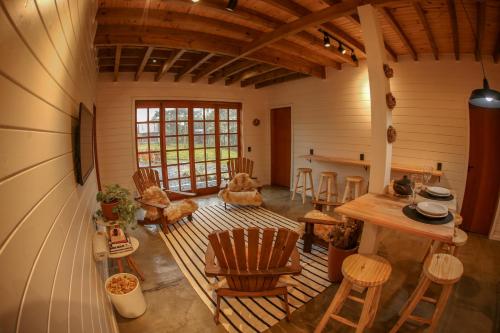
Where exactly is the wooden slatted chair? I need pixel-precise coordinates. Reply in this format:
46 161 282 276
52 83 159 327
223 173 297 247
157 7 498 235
133 168 196 232
227 157 255 180
205 227 302 324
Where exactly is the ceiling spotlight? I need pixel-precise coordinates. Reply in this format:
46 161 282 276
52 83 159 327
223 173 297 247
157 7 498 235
351 53 358 62
152 59 157 63
338 44 347 55
192 0 200 3
323 34 331 48
226 0 238 11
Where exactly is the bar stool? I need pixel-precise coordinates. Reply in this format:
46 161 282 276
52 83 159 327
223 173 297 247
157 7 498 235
315 171 339 211
390 254 463 333
450 228 468 255
292 168 315 204
315 254 392 333
342 176 364 203
454 213 463 228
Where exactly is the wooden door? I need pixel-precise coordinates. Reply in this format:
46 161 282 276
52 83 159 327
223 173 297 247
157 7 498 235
270 107 291 188
461 104 500 235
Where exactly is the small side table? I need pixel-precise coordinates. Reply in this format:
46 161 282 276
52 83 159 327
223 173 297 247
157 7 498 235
108 236 145 281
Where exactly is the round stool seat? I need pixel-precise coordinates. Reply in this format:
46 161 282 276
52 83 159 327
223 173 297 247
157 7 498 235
320 171 337 177
453 228 468 246
453 213 463 226
298 167 312 173
346 176 363 183
424 253 463 284
342 254 392 287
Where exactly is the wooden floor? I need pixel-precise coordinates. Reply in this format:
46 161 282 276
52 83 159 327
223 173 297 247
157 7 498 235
114 186 500 333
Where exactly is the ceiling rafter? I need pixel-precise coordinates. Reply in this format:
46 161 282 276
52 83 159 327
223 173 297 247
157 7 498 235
113 45 121 81
412 1 438 60
255 72 310 89
379 6 418 61
135 46 154 81
155 49 185 81
192 56 234 83
475 0 486 62
494 32 500 64
175 53 214 82
225 64 276 86
241 68 293 87
447 0 460 60
208 60 256 84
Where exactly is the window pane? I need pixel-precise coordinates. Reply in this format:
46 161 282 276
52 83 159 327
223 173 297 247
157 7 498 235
219 121 228 134
149 108 160 121
178 108 188 120
194 122 204 135
206 148 216 161
220 148 229 160
168 179 180 191
220 161 228 172
229 147 238 158
166 151 178 165
204 108 215 120
178 121 188 135
205 122 215 134
207 174 217 188
178 136 189 149
205 135 215 148
229 134 238 146
138 153 149 167
150 152 161 166
150 137 161 151
137 139 148 152
194 148 205 162
195 162 206 176
179 164 190 177
229 109 237 120
166 122 176 135
229 122 237 133
221 172 229 180
179 150 190 164
137 108 148 122
152 167 163 182
165 136 177 150
167 165 179 179
207 162 217 174
219 108 228 120
149 123 160 136
194 135 204 147
193 108 204 120
137 124 148 137
165 108 176 121
196 176 206 189
220 134 229 146
180 178 191 191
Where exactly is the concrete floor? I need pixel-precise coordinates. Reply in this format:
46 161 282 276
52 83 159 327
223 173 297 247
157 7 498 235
113 186 500 333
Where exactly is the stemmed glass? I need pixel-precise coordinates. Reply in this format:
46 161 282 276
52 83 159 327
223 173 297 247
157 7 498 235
422 166 434 189
409 174 423 209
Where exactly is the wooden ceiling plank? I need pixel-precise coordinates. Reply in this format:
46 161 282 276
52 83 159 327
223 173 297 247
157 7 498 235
175 52 214 82
379 7 418 61
255 72 310 89
135 46 154 81
494 32 500 64
225 64 276 86
155 49 185 81
192 56 233 82
412 1 438 60
447 0 460 61
475 0 486 62
240 68 292 87
113 45 121 81
208 60 256 84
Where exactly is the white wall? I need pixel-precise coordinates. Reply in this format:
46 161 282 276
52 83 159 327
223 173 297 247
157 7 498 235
96 72 270 192
0 1 116 333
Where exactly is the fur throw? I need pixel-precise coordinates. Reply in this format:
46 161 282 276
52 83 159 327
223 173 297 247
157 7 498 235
141 186 198 221
227 173 258 192
218 189 263 206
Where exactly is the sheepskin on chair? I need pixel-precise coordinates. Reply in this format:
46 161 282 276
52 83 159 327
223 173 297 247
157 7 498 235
141 186 198 221
218 173 263 206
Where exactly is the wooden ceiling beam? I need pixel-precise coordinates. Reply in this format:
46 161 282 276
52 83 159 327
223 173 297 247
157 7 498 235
475 0 486 62
494 32 500 64
241 68 293 87
225 64 276 86
412 1 438 60
192 56 233 83
155 49 185 81
447 0 459 60
255 73 310 89
208 61 256 84
379 7 418 61
135 46 154 81
113 45 121 81
175 53 214 82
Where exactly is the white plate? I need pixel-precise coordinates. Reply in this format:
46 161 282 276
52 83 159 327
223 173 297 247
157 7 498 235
417 202 449 217
426 186 451 197
416 207 448 218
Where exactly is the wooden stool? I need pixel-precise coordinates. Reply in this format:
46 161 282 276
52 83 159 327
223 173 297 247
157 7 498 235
315 171 339 211
292 168 315 204
315 254 392 333
450 228 467 255
453 213 463 227
342 176 364 203
390 254 463 333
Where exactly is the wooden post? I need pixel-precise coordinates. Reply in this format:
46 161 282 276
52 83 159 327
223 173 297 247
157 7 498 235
358 4 393 255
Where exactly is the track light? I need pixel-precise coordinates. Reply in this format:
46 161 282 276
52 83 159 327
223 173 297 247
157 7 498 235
226 0 237 11
152 59 157 63
192 0 200 3
323 34 331 48
338 44 347 55
351 53 358 63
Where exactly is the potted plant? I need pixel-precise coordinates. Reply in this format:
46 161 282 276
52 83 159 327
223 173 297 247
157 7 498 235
96 184 138 229
328 220 362 282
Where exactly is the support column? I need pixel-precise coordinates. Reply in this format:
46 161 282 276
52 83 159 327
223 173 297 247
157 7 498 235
358 4 393 254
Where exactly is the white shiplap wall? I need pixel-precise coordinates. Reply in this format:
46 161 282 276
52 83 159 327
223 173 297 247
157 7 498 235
96 72 270 192
0 1 116 333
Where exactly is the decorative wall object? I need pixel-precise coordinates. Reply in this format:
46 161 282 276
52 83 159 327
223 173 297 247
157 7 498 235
387 126 397 143
383 64 394 78
252 118 260 126
386 92 396 109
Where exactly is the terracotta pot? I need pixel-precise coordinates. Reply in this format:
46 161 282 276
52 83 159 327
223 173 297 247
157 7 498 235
101 200 119 221
328 244 358 283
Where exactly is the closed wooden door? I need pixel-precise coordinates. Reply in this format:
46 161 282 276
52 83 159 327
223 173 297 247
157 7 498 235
270 107 291 188
461 104 500 235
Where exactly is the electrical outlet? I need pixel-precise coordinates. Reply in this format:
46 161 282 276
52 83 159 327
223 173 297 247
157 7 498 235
309 148 314 155
360 153 365 161
247 146 252 152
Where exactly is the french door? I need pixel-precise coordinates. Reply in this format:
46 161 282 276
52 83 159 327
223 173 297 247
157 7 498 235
135 100 241 195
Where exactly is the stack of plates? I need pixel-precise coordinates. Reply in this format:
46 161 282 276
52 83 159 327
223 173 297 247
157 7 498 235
416 202 449 218
425 186 451 197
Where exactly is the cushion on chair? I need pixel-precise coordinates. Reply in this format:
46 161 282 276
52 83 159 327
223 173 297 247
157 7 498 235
228 173 259 192
141 186 198 221
303 209 339 242
209 275 299 291
218 189 263 206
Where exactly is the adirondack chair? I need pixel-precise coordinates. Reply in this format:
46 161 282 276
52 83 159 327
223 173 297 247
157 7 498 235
227 157 255 180
205 227 302 324
133 168 196 232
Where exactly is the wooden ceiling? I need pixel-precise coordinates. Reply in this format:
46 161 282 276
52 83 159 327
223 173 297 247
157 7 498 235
95 0 500 89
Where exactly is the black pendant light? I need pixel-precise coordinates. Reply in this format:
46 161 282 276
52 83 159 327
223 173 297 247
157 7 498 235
462 0 500 109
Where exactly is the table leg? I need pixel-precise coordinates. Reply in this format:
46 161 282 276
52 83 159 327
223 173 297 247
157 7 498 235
116 258 124 273
303 223 315 253
126 256 145 281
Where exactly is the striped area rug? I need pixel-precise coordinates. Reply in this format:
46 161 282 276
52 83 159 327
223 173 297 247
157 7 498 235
159 204 331 333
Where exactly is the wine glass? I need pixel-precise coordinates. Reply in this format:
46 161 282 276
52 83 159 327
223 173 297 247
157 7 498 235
422 166 434 188
409 174 423 209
